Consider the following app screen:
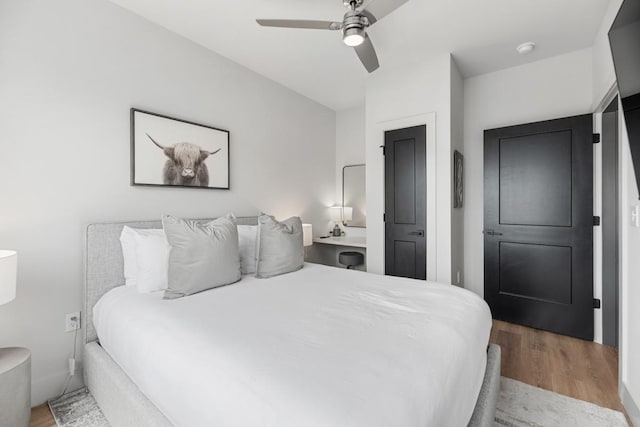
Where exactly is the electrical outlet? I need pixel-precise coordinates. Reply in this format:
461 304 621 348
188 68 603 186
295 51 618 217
65 312 81 333
456 271 461 285
632 205 640 228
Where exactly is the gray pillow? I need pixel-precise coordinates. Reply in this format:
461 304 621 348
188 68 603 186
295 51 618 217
162 214 241 299
256 214 304 278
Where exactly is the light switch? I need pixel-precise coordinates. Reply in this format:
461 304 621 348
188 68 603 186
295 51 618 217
632 205 640 228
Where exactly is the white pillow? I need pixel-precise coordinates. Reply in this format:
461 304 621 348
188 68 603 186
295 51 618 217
238 225 258 274
119 226 139 287
120 226 170 293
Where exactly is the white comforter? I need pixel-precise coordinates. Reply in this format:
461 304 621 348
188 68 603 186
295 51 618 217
94 263 492 427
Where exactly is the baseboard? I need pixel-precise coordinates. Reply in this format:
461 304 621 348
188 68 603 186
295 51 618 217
621 383 640 427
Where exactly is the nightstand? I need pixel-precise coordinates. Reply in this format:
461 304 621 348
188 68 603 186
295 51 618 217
0 347 31 427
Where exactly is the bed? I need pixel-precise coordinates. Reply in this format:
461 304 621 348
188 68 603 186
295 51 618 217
84 219 500 427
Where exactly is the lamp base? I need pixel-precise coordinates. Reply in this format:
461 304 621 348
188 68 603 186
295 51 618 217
0 347 31 427
332 224 342 237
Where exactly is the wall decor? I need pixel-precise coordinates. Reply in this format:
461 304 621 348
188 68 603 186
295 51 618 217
453 150 463 208
131 109 230 189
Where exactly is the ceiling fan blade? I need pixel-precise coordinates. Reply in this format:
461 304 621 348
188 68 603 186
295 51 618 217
256 19 342 30
361 0 409 24
354 35 379 73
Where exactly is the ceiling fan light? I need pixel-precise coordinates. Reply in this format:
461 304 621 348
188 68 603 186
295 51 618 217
343 27 365 46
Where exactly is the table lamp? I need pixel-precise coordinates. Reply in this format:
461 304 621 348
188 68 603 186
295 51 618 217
302 224 313 247
329 206 343 236
0 250 17 306
302 224 313 261
0 250 31 427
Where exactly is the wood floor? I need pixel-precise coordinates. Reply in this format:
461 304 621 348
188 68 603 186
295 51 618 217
490 319 623 413
29 320 625 426
29 404 56 427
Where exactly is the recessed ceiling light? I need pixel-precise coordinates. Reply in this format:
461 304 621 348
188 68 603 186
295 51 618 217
516 42 536 55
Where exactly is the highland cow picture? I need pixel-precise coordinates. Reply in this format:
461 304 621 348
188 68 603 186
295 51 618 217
131 109 230 189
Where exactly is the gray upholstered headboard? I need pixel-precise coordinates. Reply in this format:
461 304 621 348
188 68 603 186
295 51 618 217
84 216 258 343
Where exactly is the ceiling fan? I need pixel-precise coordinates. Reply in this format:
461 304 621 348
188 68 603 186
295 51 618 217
256 0 409 73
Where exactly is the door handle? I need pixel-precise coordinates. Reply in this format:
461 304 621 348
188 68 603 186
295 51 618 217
483 229 503 236
408 230 425 236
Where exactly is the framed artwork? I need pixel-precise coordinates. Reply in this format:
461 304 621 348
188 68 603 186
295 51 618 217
130 108 230 189
453 150 463 208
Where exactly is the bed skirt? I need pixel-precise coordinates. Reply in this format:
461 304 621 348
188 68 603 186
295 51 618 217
84 341 500 427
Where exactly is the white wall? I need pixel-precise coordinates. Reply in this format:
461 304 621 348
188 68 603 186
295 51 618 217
618 106 640 426
450 58 465 286
336 106 366 202
463 48 594 301
0 0 335 405
365 54 454 283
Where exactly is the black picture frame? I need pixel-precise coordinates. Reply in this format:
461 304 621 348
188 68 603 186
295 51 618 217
130 108 230 190
453 150 463 208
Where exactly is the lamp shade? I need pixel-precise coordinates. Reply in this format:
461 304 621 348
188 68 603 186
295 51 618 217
329 206 342 222
302 224 313 247
0 250 17 306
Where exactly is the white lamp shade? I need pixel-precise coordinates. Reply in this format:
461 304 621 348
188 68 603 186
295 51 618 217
0 250 17 306
342 207 353 222
302 224 313 247
329 206 342 222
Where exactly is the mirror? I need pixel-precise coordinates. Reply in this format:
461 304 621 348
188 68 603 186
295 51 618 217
342 164 366 228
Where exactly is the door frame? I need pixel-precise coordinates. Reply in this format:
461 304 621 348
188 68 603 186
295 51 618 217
368 113 438 281
601 96 619 347
593 84 623 346
593 83 629 402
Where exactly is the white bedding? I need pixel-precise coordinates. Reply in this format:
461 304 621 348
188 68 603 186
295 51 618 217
94 263 492 427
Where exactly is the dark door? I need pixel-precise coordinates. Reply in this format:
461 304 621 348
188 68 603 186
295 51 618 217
384 125 426 280
484 114 594 340
602 98 619 347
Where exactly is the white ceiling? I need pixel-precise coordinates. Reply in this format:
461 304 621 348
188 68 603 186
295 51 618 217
109 0 611 111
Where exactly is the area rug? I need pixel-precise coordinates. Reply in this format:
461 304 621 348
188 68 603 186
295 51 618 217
48 379 627 427
48 388 108 427
495 377 628 427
